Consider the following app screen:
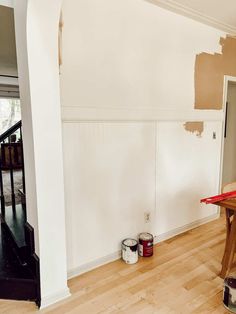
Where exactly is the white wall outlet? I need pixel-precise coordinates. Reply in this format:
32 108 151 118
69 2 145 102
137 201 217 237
144 212 151 223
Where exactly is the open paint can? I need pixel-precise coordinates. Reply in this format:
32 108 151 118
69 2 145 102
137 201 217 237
138 232 153 257
122 238 138 264
223 277 236 312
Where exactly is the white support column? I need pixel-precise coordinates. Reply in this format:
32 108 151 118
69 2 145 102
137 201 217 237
14 0 70 308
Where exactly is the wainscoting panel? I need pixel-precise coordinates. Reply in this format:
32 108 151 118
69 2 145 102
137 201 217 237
155 121 222 236
62 122 156 271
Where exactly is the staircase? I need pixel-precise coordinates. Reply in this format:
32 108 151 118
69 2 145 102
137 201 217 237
0 121 40 306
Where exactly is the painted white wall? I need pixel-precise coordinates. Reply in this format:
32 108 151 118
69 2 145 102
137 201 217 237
60 0 224 117
14 0 70 307
60 0 225 275
222 83 236 185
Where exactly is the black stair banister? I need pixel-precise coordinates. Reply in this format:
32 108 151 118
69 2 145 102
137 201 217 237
19 127 25 194
0 120 21 143
0 161 5 215
0 120 40 306
8 146 16 213
0 120 24 216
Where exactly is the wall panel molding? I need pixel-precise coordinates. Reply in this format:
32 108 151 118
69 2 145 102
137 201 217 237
61 106 224 122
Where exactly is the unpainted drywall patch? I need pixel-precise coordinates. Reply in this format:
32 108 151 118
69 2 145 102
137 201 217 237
195 36 236 110
183 122 204 137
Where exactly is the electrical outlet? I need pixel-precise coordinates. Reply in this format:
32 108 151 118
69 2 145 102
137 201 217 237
144 212 151 223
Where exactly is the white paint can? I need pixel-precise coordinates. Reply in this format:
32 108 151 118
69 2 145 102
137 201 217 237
122 238 138 264
223 277 236 312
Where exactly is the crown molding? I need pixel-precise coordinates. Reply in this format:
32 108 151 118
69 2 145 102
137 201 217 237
146 0 236 35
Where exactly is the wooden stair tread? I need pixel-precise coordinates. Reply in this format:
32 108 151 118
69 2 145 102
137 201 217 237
0 223 33 280
0 222 37 302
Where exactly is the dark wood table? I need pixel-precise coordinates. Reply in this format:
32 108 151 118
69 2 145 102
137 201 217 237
214 198 236 278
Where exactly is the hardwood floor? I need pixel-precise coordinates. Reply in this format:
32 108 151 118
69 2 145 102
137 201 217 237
0 214 231 313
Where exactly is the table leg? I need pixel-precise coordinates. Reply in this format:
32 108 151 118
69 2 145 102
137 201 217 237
221 208 231 267
220 212 236 278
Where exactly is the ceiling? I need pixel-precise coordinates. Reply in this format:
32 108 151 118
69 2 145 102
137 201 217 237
0 5 17 77
147 0 236 34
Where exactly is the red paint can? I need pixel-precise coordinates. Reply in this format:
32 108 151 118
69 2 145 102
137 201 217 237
138 233 153 257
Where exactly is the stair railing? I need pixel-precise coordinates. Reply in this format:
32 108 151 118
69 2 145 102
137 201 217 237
0 120 25 216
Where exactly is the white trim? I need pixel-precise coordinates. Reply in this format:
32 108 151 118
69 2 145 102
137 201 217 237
67 213 219 280
219 75 236 194
155 212 219 243
62 106 224 122
40 288 71 310
67 251 121 280
146 0 236 35
0 0 13 8
0 76 18 86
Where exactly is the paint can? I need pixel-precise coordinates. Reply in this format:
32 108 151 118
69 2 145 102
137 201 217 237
122 238 138 264
138 232 153 257
223 277 236 312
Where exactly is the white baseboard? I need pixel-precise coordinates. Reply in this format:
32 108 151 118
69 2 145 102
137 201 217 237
67 212 219 280
40 287 71 310
67 251 121 280
154 212 219 244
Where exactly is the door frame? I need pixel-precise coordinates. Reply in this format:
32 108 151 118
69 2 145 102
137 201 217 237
219 75 236 193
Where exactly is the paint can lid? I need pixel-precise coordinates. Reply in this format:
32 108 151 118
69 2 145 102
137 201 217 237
224 277 236 289
139 232 153 241
122 238 138 247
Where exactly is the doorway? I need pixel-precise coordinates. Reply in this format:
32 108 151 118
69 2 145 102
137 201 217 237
222 79 236 186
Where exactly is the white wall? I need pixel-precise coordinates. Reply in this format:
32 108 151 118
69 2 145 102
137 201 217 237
60 0 224 276
60 0 224 116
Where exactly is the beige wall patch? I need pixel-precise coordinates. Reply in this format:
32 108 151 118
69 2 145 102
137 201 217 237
195 36 236 110
183 122 204 137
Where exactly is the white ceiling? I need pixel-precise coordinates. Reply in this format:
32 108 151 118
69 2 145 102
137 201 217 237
147 0 236 34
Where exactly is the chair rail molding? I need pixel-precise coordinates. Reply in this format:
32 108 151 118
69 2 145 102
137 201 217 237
61 106 224 122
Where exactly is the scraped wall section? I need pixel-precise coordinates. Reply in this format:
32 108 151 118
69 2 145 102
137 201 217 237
60 0 224 276
195 36 236 110
183 122 204 137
